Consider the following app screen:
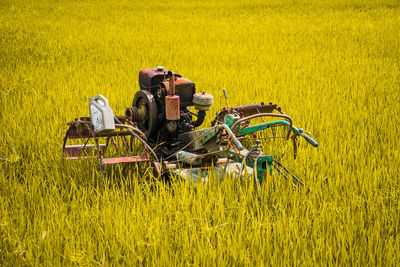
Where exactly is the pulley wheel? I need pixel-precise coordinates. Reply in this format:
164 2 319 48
132 90 158 138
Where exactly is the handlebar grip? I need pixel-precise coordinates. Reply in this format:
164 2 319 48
233 139 244 151
302 134 319 147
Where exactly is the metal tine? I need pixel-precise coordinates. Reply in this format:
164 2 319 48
273 160 310 193
273 163 297 187
273 159 304 186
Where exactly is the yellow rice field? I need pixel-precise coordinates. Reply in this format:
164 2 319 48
0 0 399 265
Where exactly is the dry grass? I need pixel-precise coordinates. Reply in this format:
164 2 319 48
0 0 399 265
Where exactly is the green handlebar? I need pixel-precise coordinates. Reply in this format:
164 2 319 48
236 120 319 148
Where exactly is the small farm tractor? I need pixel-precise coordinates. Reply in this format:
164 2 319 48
63 67 318 188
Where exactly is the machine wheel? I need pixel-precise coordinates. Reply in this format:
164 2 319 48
132 90 159 139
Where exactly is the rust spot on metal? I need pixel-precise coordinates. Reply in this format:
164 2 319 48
213 103 280 125
63 144 106 159
165 95 180 120
102 156 150 165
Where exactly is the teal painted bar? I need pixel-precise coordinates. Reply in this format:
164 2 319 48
237 120 296 135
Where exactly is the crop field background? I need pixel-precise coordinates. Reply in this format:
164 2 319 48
1 0 399 265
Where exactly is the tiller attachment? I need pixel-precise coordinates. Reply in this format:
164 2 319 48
63 115 158 176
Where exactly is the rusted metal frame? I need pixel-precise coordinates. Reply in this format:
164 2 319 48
102 139 150 166
114 124 158 162
66 129 133 140
63 124 95 159
83 124 151 169
231 113 293 140
65 118 129 140
63 145 106 160
231 113 293 132
66 120 87 137
63 120 90 149
62 125 73 153
69 135 93 159
96 128 139 157
213 103 281 125
84 123 106 174
114 124 148 141
69 116 126 122
95 130 134 138
115 122 151 159
123 124 151 159
102 156 150 165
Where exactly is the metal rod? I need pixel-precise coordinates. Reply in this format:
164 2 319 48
169 71 175 96
273 159 307 189
223 89 229 114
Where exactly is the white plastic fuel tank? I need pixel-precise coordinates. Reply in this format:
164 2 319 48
89 95 115 133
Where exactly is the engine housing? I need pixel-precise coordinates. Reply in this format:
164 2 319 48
128 67 212 144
